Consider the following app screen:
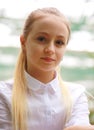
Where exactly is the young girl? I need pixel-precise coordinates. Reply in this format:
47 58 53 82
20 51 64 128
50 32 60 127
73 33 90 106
0 7 93 130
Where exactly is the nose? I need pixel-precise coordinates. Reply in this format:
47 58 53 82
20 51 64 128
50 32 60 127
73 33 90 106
44 42 55 54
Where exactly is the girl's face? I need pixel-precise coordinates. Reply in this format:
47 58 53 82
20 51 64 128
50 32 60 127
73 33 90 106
21 15 69 75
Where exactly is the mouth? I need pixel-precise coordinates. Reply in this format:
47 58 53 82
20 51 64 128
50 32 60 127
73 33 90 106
41 57 55 62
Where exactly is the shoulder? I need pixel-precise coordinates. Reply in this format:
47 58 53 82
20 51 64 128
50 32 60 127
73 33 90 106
64 81 87 102
0 80 13 119
0 79 13 100
64 81 85 93
0 79 13 91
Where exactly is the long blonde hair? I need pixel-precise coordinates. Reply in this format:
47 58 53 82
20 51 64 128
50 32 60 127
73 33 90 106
12 7 72 130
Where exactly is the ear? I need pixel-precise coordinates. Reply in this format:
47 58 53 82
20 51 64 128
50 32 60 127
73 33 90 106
20 34 25 45
20 35 26 51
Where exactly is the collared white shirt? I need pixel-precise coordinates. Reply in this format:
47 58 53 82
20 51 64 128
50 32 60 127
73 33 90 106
0 72 90 130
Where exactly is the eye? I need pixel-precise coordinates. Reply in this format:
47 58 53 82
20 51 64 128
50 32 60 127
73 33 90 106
55 40 65 46
37 36 46 42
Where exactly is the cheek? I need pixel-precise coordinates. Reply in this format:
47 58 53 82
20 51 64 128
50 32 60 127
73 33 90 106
26 44 41 59
57 48 66 61
57 53 63 62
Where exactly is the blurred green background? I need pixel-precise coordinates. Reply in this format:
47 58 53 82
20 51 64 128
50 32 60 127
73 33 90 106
0 0 94 124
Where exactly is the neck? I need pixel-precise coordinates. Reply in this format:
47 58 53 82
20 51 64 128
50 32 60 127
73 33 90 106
27 69 55 83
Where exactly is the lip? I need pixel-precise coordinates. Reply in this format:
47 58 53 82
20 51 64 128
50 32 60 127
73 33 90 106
41 57 55 62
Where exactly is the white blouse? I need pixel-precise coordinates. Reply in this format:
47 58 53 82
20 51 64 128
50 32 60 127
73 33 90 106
0 72 90 130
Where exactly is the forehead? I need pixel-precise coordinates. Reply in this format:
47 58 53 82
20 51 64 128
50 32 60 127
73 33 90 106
31 15 69 36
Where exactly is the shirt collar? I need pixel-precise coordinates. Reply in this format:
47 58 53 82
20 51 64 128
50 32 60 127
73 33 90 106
25 71 60 94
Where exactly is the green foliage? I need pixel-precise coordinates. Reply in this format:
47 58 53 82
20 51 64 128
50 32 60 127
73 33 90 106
0 9 94 124
70 16 87 31
89 110 94 124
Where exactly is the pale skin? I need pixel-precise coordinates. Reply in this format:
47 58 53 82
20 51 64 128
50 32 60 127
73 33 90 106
20 14 94 130
20 15 68 83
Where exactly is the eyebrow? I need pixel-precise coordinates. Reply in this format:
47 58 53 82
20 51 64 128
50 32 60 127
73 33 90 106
57 35 66 39
36 32 66 38
36 32 49 36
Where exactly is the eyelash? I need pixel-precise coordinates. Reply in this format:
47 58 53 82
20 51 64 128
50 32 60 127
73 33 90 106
36 36 65 46
37 36 46 42
55 40 65 46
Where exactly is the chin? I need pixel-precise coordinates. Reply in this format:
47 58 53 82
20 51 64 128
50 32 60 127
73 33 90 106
40 67 55 72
